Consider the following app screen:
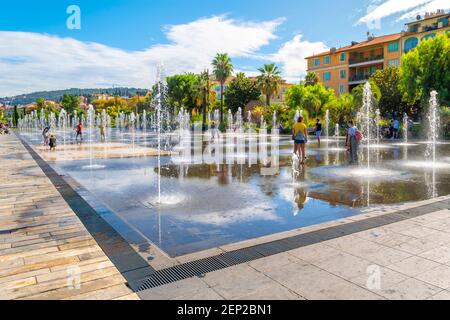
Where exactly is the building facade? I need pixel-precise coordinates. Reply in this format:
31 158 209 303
306 11 450 95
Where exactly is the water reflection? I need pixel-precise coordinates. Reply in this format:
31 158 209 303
19 129 450 257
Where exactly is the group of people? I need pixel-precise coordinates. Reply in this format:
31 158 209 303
0 123 10 135
292 117 361 166
40 120 108 149
42 127 57 150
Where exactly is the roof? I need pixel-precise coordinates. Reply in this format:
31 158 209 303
405 12 450 25
305 33 401 59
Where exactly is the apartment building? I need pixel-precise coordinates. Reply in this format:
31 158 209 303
306 10 450 95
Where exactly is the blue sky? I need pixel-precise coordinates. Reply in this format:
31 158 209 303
1 0 448 96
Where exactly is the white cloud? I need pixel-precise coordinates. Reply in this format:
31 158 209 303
0 16 283 97
358 0 450 24
272 35 328 82
398 0 450 20
358 0 450 25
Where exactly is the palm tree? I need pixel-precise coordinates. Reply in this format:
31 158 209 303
258 63 282 107
304 72 319 86
195 70 214 129
212 53 233 123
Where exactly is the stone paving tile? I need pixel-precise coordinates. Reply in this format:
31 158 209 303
236 284 303 300
249 252 301 273
398 226 440 238
375 278 442 300
287 243 342 263
415 265 450 289
138 277 210 300
349 266 409 290
311 251 374 280
202 264 275 300
263 262 382 300
417 246 450 264
392 237 443 255
427 290 450 300
423 230 450 245
387 256 441 278
0 134 136 300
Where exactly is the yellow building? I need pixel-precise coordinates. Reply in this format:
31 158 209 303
402 10 450 53
306 10 450 95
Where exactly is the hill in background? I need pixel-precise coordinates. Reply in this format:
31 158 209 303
0 87 149 105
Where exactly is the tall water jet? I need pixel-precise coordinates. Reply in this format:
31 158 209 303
361 82 373 171
375 109 381 145
87 104 95 170
156 65 165 204
325 109 330 140
227 109 233 132
427 91 440 164
335 124 339 142
273 111 277 128
427 91 440 198
294 110 300 123
403 113 409 144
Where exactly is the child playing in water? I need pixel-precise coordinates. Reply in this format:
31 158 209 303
49 134 57 151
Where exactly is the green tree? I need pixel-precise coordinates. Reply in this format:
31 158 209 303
329 93 358 125
36 97 46 111
257 63 282 107
286 83 335 118
286 84 306 110
351 80 381 108
212 53 234 122
371 66 409 116
224 72 260 114
195 70 215 128
303 84 335 118
400 33 450 108
166 73 197 112
304 72 319 87
61 95 79 114
12 105 19 127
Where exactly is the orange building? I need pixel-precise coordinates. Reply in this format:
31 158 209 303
306 10 450 96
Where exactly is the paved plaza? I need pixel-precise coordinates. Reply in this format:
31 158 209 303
1 133 450 300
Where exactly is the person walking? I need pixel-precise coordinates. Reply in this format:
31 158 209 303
293 116 308 165
346 120 360 165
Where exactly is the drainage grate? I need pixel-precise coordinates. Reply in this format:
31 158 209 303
138 257 227 291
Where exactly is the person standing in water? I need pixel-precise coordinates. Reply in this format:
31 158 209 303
42 127 50 146
392 117 400 140
346 120 359 165
293 116 308 165
75 121 83 143
99 123 106 142
315 119 322 147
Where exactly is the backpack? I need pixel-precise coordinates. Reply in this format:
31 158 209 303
355 130 363 143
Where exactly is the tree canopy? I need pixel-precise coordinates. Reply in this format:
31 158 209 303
400 33 450 108
224 73 260 114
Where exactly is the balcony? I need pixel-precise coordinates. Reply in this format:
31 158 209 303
349 54 384 67
349 74 371 85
